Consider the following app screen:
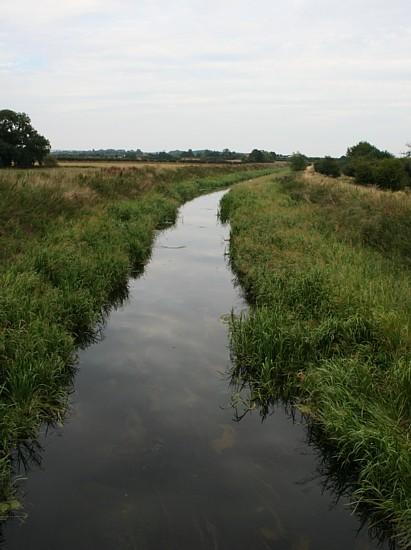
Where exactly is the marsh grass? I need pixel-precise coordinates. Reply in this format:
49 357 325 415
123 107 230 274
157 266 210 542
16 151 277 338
221 173 411 547
0 163 279 514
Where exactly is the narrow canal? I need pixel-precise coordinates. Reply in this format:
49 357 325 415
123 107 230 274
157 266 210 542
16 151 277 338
3 190 386 549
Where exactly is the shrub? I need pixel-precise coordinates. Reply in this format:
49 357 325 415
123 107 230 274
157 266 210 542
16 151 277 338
314 157 341 178
373 158 409 191
290 152 308 171
350 158 410 190
346 141 393 160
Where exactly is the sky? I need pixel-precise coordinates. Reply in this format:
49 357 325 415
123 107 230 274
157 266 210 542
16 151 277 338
1 0 410 156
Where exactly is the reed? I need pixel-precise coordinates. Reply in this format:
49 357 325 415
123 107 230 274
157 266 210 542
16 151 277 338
0 163 279 514
221 172 411 547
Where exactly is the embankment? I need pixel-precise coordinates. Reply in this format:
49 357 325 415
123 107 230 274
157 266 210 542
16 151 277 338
220 171 411 547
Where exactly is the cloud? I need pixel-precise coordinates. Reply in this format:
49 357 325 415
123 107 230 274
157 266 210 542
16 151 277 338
1 0 410 155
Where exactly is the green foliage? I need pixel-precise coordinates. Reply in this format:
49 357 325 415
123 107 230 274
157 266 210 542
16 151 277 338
341 141 410 190
289 152 308 171
313 156 341 178
0 110 50 167
248 149 265 163
221 174 411 546
345 157 411 190
346 141 393 160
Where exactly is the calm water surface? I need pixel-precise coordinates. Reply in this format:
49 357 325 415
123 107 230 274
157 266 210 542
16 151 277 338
3 191 386 549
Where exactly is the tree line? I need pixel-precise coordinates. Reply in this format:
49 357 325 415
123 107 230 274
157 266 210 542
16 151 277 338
290 142 411 191
53 148 282 163
3 109 409 191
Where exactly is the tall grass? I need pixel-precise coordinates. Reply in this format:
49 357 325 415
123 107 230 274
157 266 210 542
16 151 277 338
221 173 411 547
0 163 279 514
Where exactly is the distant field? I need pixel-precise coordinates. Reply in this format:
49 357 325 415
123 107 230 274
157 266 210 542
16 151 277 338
57 160 281 169
57 160 213 169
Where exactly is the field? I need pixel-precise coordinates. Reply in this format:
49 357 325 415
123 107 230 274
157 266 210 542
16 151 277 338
56 160 225 169
220 171 411 547
0 162 278 514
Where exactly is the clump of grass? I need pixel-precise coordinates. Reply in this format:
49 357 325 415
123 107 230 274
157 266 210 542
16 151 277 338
291 170 411 264
0 163 280 515
221 173 411 546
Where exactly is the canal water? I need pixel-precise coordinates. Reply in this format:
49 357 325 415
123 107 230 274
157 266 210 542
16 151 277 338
3 190 385 549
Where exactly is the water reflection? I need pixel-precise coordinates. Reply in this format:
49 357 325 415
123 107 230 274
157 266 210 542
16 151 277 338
228 374 396 549
1 190 391 549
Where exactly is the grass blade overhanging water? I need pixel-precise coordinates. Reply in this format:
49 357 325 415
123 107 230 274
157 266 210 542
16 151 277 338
220 171 411 547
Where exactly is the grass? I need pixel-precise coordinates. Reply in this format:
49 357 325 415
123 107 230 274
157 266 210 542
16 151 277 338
0 162 280 514
220 171 411 547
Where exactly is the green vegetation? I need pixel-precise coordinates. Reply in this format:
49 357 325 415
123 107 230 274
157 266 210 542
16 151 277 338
53 147 284 163
289 152 308 171
338 141 411 191
220 171 411 547
0 162 278 514
313 156 341 178
0 110 50 167
247 149 278 163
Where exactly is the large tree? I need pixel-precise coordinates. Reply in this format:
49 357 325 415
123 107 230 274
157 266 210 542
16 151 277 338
0 110 50 167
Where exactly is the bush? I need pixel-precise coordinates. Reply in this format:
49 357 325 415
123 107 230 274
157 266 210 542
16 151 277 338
349 158 410 190
290 152 308 171
373 158 409 191
314 157 341 178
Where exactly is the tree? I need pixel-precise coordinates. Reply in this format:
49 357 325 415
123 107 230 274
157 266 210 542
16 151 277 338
346 141 393 160
248 149 265 163
290 152 308 171
0 110 50 167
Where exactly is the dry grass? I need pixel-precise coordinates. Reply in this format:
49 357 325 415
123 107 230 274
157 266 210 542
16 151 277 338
58 160 205 169
292 169 411 264
304 165 411 201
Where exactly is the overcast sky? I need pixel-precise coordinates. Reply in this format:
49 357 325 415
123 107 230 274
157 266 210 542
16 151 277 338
1 0 410 155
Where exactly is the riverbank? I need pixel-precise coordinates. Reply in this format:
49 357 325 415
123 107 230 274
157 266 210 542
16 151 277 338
220 172 411 546
0 163 278 513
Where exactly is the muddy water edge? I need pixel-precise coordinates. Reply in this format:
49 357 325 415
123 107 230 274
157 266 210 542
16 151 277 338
2 190 388 550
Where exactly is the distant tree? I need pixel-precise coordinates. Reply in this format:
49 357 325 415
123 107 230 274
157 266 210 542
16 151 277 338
346 141 393 160
156 151 173 162
290 152 308 171
248 149 265 163
221 148 235 161
0 110 50 167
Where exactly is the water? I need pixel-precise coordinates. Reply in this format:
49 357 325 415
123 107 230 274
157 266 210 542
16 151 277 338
3 191 385 549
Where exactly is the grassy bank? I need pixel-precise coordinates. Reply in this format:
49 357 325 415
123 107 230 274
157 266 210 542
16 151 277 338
220 172 411 547
0 163 278 514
